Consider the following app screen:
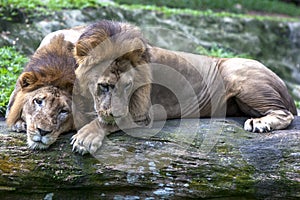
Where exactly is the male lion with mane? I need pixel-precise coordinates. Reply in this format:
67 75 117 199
6 34 79 149
71 20 297 155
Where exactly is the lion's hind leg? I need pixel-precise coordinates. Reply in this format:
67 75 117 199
222 58 296 133
244 110 294 133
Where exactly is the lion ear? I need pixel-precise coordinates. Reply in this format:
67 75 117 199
124 38 149 63
74 36 100 64
19 72 38 89
74 41 88 64
74 41 89 57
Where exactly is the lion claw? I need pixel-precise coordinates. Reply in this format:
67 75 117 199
70 123 105 155
244 118 272 133
71 135 89 155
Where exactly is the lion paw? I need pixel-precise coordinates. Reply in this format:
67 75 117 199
11 119 27 133
244 118 272 133
71 124 105 155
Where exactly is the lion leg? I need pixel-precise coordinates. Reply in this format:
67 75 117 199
11 119 26 133
71 118 121 155
235 93 295 133
232 84 296 133
244 110 294 133
221 58 296 133
71 119 106 155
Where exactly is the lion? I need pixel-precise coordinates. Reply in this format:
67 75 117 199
71 20 297 155
5 34 79 149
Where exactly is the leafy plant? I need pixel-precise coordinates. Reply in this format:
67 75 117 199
295 101 300 109
0 47 28 116
0 0 48 22
0 0 100 22
46 0 99 10
195 44 251 58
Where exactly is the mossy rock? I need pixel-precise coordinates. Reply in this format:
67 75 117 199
0 117 299 199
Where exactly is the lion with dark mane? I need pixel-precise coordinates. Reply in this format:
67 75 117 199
6 34 78 149
68 20 297 155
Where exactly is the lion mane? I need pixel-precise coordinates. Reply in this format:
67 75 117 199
6 34 77 149
72 20 152 129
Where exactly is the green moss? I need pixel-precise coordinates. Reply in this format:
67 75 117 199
216 145 232 155
0 155 29 174
189 163 256 196
5 135 27 146
0 186 16 191
0 157 17 173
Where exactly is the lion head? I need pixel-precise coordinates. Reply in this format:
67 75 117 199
21 86 73 149
6 34 76 149
73 20 152 128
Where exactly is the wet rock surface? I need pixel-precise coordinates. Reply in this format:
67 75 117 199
0 117 299 199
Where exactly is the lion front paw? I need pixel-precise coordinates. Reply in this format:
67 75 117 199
71 122 105 155
244 118 272 133
11 119 27 133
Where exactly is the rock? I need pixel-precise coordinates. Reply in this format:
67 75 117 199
0 117 299 199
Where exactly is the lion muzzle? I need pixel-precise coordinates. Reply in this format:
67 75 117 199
37 128 53 136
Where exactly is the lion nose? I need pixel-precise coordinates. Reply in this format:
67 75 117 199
37 128 52 136
111 107 128 118
111 113 123 118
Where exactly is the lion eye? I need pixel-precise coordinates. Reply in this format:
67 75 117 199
125 81 133 90
33 98 44 106
98 83 109 93
60 109 69 114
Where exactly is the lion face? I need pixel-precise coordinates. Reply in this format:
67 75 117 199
22 86 73 149
91 60 136 125
73 21 153 128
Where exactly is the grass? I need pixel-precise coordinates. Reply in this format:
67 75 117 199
115 0 300 17
0 47 28 116
196 44 251 59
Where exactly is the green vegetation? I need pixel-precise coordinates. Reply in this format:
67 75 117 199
0 0 100 21
196 45 251 59
295 101 300 109
0 0 299 22
115 0 300 17
0 47 28 116
113 3 299 22
0 0 46 21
